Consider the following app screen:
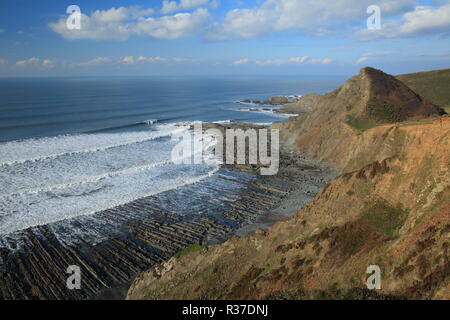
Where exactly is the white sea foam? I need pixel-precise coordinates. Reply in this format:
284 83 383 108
0 123 220 235
233 107 295 118
0 123 185 166
213 120 233 124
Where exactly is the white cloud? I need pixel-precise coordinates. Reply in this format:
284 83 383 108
78 57 113 67
161 0 218 14
90 6 153 23
238 56 333 66
207 0 416 40
362 51 392 57
47 0 445 42
76 56 192 67
161 1 179 14
400 4 450 35
308 57 333 64
15 57 38 67
15 57 54 68
49 10 132 41
50 6 208 41
122 56 135 64
355 51 392 64
0 29 5 33
42 59 54 68
138 56 170 63
306 58 333 64
233 58 249 65
288 56 309 63
256 59 284 65
356 57 369 64
134 8 210 40
0 58 7 66
137 56 190 63
357 4 450 39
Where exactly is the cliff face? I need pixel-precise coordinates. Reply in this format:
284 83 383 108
127 68 450 300
278 67 445 171
281 93 324 114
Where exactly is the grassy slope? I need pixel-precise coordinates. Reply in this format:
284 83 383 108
397 68 450 113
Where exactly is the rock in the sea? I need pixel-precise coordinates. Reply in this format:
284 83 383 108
263 96 289 105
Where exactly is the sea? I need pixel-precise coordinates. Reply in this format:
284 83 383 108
0 76 344 238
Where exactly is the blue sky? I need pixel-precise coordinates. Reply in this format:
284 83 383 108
0 0 449 77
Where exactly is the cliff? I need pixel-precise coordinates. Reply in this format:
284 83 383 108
281 93 324 114
127 68 450 300
277 67 445 170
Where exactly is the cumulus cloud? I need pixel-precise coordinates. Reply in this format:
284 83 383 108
47 0 448 42
247 56 333 66
138 56 169 63
49 6 208 41
78 57 113 67
207 0 416 40
134 8 210 40
289 56 309 63
137 56 191 63
233 58 249 65
362 51 392 57
15 57 53 68
357 3 450 39
15 57 39 67
399 4 450 35
76 56 191 67
47 1 448 42
308 57 333 64
256 59 284 65
42 59 54 68
49 7 138 41
356 56 369 64
122 56 135 64
161 0 218 14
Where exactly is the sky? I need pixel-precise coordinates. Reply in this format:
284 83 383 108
0 0 449 77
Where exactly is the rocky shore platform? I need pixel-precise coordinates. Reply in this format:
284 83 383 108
0 122 335 300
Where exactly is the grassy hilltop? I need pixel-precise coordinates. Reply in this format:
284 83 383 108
397 68 450 113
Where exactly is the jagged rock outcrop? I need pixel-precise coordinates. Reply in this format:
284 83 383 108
280 93 323 114
263 96 289 105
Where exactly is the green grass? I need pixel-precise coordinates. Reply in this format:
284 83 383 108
397 68 450 111
345 115 378 134
362 200 409 237
366 99 404 122
174 243 205 259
